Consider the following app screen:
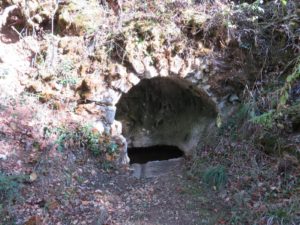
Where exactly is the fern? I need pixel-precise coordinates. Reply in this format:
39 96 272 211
251 110 275 129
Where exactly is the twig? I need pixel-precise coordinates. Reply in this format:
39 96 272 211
11 26 24 39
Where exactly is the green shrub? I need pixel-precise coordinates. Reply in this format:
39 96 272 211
251 110 275 129
81 125 102 156
203 166 228 190
0 172 25 205
54 124 119 168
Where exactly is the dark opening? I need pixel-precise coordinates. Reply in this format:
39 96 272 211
128 145 184 164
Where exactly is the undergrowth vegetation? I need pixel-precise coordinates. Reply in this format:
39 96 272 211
0 172 26 223
0 172 25 205
202 165 228 190
55 124 119 168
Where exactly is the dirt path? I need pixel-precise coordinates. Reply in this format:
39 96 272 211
102 168 229 225
1 146 230 225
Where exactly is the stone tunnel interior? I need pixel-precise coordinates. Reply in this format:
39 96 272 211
116 77 217 164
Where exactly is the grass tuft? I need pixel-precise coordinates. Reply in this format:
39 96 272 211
202 165 228 190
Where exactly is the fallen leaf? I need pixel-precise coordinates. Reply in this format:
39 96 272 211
24 215 43 225
29 172 37 182
82 201 90 205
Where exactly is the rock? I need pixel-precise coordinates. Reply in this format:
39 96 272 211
185 74 199 84
194 71 203 80
98 89 122 106
130 58 145 74
170 55 184 75
93 121 105 134
127 73 140 85
200 64 210 73
202 84 210 90
192 58 202 70
115 64 127 78
145 66 158 79
76 103 103 116
39 92 54 103
156 56 169 77
76 79 92 100
131 158 184 179
105 106 116 124
111 120 122 136
143 56 158 78
180 58 193 78
228 94 240 104
0 154 7 160
25 82 43 93
113 135 129 165
159 69 169 77
111 78 131 93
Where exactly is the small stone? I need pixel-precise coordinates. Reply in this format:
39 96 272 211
144 56 158 78
228 94 240 103
102 88 122 105
111 120 122 136
192 58 202 70
105 106 116 124
115 64 127 77
159 68 169 77
170 55 184 74
130 58 145 74
194 71 203 80
127 73 140 85
0 154 7 160
111 78 131 93
201 64 209 72
145 66 158 78
157 56 169 77
93 121 105 134
203 84 211 91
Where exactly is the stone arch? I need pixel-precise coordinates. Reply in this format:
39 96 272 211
112 76 218 165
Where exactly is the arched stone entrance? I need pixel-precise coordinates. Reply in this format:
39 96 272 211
115 77 218 166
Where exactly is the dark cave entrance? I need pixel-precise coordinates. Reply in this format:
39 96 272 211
128 145 184 164
116 77 217 171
